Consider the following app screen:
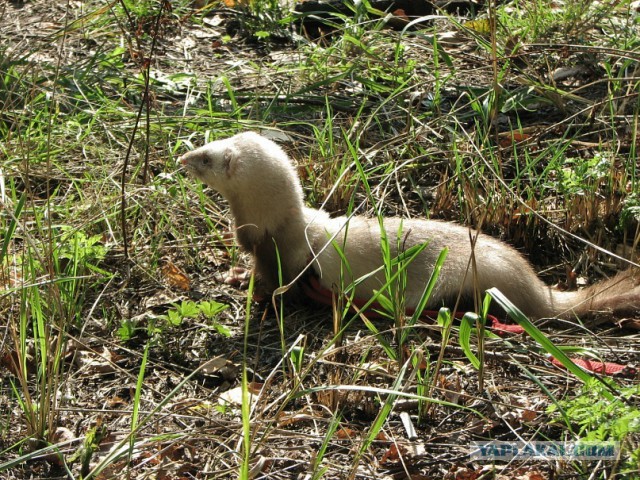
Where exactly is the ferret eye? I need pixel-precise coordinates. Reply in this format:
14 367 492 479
202 157 210 165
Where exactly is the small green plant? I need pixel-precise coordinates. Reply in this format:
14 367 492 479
54 227 111 326
165 300 201 326
117 300 230 342
412 348 431 423
376 231 438 363
229 0 293 42
4 212 110 448
621 193 640 229
548 379 640 472
550 379 640 441
114 0 191 38
495 0 633 43
164 300 230 333
117 319 137 341
67 422 109 478
554 154 612 196
289 345 305 375
310 413 342 480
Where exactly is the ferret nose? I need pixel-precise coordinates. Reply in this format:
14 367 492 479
179 155 187 165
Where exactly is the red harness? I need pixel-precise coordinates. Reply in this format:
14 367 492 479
301 275 636 378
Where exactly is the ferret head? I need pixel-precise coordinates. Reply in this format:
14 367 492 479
180 135 238 198
179 131 304 220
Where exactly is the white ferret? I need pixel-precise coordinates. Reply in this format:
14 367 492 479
180 131 640 320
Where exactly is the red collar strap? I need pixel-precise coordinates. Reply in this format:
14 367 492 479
301 275 636 378
302 274 524 333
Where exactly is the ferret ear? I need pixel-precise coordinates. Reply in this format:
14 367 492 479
223 145 239 178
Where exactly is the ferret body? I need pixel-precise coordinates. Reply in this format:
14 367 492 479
181 131 640 320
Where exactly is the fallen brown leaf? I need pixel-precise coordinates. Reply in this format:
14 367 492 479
161 261 191 291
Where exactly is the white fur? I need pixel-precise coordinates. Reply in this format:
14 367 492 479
182 132 640 320
181 132 305 241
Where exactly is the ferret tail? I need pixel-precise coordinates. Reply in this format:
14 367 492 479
550 270 640 319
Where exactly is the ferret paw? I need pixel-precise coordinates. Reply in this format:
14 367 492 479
223 267 251 288
223 267 269 303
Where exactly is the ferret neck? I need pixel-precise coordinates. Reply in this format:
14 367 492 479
230 191 305 236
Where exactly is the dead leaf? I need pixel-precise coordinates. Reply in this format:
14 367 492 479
277 411 323 427
161 261 191 291
440 374 463 404
525 472 546 480
1 266 22 289
1 348 33 376
201 355 233 374
552 66 588 82
557 266 578 290
499 132 532 148
107 396 128 408
74 347 118 374
218 383 262 407
463 18 491 35
450 466 481 480
249 456 272 477
336 427 357 439
380 443 408 464
520 409 537 422
221 229 235 246
53 426 75 444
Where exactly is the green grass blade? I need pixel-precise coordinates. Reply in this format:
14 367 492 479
0 193 26 265
487 287 613 400
240 270 256 480
409 248 448 324
458 312 480 369
129 342 149 462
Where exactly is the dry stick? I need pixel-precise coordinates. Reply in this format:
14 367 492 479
528 43 640 62
119 1 165 259
142 58 152 185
